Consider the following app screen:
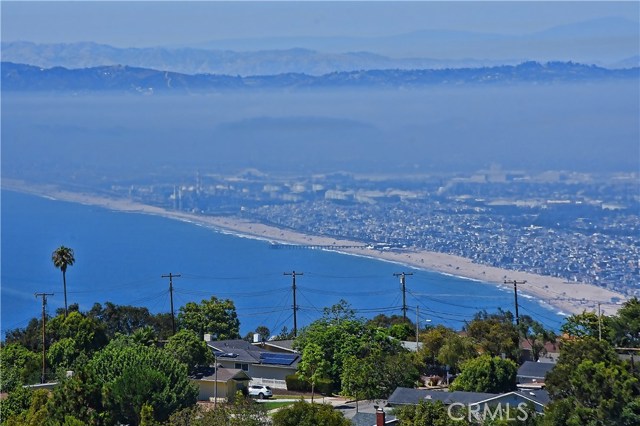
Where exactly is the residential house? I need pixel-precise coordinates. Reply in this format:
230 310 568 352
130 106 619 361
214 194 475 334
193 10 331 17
520 339 560 363
189 366 251 402
388 387 549 416
205 338 300 389
516 361 555 389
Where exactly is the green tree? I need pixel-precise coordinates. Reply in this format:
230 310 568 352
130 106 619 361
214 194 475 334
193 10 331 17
294 301 403 390
164 394 267 426
465 310 520 360
44 311 108 375
0 385 34 423
437 333 477 374
164 329 213 374
560 311 612 341
0 343 41 391
449 354 517 394
418 325 457 365
543 337 639 425
298 343 330 402
131 326 159 346
50 338 198 426
271 400 350 426
178 296 240 340
5 318 46 352
611 297 640 347
3 389 51 426
52 245 75 318
87 302 173 340
342 349 418 402
518 315 556 361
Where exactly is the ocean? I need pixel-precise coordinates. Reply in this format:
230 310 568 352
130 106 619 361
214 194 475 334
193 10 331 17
1 189 567 338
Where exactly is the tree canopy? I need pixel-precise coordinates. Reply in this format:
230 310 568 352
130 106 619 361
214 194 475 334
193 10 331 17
449 354 517 394
294 300 406 390
49 338 198 426
543 337 640 425
271 401 350 426
177 296 240 340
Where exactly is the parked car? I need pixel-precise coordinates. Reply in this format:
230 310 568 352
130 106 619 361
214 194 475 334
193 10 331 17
248 385 273 399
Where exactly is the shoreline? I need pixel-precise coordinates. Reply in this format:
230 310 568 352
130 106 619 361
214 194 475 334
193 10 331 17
2 179 628 316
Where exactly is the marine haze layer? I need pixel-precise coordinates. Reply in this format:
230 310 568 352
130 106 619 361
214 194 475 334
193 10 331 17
1 189 567 338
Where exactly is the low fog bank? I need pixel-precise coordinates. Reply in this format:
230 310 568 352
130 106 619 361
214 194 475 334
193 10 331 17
2 82 638 183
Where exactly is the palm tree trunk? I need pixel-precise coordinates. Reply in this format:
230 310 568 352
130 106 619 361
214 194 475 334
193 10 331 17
63 270 68 318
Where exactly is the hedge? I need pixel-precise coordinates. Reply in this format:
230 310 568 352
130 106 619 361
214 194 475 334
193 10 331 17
285 374 334 395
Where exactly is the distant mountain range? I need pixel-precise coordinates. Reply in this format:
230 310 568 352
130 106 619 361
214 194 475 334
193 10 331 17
2 61 638 93
1 17 638 75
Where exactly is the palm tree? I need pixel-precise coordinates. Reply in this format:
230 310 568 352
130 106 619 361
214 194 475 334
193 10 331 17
52 245 75 317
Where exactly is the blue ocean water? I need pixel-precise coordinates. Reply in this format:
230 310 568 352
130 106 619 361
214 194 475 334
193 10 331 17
1 190 566 337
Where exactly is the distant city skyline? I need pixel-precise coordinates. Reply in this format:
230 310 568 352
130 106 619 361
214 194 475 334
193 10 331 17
2 1 639 48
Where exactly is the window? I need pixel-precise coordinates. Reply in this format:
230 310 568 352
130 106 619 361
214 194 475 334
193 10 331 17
235 363 249 371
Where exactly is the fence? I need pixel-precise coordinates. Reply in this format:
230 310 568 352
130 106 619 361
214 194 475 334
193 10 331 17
250 377 287 390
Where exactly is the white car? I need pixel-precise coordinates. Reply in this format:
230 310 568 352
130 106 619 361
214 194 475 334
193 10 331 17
248 385 273 399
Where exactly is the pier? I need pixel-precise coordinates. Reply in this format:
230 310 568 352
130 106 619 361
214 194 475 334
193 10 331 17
270 243 367 250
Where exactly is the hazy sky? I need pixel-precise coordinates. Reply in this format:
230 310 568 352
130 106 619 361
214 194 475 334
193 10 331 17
2 1 639 47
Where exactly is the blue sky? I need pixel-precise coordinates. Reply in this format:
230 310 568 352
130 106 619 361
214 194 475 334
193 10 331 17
2 1 639 47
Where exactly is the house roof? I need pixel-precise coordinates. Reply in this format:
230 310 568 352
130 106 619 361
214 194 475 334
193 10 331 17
387 387 430 405
388 387 551 408
473 389 550 408
389 387 500 406
517 361 555 381
254 339 296 353
351 412 398 426
189 366 251 383
207 339 300 368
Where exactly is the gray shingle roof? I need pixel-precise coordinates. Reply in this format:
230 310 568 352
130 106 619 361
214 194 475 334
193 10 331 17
517 361 555 381
207 339 300 368
388 388 499 406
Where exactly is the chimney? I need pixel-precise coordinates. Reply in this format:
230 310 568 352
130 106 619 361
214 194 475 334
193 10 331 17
204 333 212 342
376 408 385 426
253 333 262 343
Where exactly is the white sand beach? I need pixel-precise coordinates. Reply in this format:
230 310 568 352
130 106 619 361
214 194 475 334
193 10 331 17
3 179 628 316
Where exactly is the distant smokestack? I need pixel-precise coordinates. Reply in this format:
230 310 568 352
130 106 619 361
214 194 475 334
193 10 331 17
376 408 386 426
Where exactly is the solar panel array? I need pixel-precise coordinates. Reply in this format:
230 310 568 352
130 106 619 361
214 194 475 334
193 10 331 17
259 352 298 366
214 351 239 358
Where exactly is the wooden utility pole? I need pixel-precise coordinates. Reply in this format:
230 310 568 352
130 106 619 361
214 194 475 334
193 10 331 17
394 272 413 321
284 271 303 337
34 292 53 384
598 303 603 341
504 280 526 326
162 273 181 335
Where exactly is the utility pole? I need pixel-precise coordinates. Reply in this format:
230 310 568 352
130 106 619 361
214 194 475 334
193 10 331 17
394 272 413 321
504 280 526 326
162 273 181 335
598 303 602 341
35 292 53 384
416 305 420 346
284 271 303 337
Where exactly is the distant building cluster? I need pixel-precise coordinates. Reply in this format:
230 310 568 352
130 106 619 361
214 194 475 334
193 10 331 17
112 170 640 296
